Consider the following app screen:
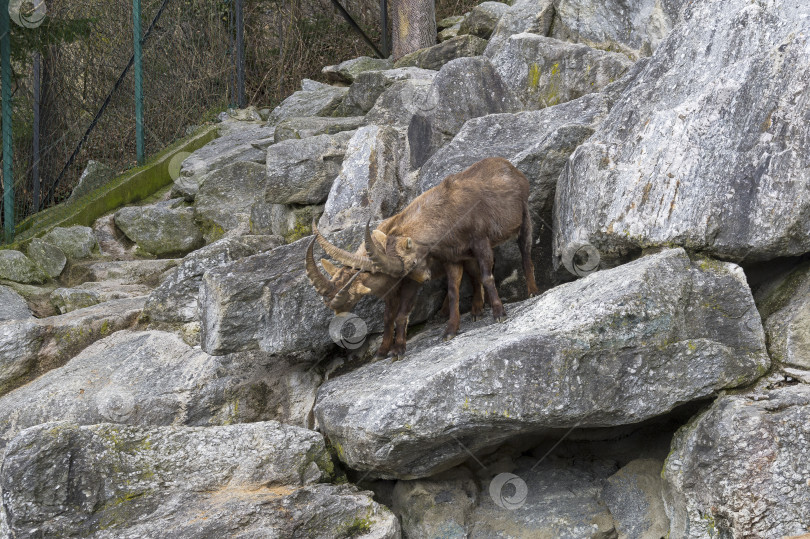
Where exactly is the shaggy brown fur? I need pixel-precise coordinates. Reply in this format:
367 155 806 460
307 157 538 359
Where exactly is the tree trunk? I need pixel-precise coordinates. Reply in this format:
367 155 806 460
391 0 436 61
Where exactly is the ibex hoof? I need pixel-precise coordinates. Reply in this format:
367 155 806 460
441 332 456 342
471 314 482 322
495 314 507 323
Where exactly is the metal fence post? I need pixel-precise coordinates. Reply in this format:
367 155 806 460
133 0 144 165
1 0 13 242
235 0 245 108
32 52 41 212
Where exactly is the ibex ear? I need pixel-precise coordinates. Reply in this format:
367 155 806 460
321 259 339 277
356 283 372 294
371 229 387 249
405 237 413 250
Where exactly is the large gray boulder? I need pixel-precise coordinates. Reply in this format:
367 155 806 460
115 204 203 257
554 0 810 266
0 286 30 321
315 249 769 478
42 225 98 260
193 161 266 240
265 131 355 205
0 297 144 396
407 56 522 168
365 78 434 128
274 115 365 142
418 93 609 294
336 67 437 117
550 0 686 58
0 330 324 449
199 228 445 357
0 421 398 538
418 92 609 194
318 125 405 233
755 261 810 370
0 251 46 284
143 238 260 324
663 384 810 539
394 34 488 70
173 124 272 200
267 85 348 125
458 1 509 39
322 55 394 83
79 258 180 286
484 0 555 55
26 238 66 278
487 33 633 109
199 234 383 357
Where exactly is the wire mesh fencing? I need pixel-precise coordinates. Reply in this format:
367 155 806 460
0 0 476 243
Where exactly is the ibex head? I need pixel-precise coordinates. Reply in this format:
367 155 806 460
305 221 430 312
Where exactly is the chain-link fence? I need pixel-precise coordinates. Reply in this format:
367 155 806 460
1 0 477 243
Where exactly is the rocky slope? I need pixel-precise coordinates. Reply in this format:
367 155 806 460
2 0 810 537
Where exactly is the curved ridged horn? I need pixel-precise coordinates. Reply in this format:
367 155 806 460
305 237 335 297
329 270 362 310
313 221 376 272
365 220 405 276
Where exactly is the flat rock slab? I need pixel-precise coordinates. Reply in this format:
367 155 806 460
0 421 397 538
394 34 488 70
322 55 393 83
315 249 769 478
273 115 366 143
267 85 348 126
174 123 273 200
80 259 180 286
555 0 810 265
487 33 633 110
0 330 324 451
664 384 810 538
0 296 144 396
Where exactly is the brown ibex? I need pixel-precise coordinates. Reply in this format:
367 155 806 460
306 157 538 359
